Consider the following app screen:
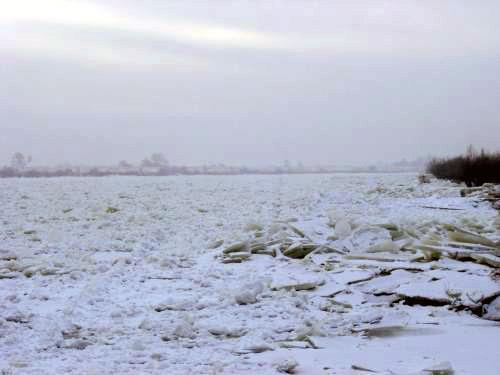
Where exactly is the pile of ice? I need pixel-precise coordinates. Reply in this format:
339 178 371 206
216 213 500 278
207 208 500 372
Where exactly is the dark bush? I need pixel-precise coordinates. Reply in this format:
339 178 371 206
427 147 500 187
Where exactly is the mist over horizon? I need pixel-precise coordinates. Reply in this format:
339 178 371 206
1 0 500 167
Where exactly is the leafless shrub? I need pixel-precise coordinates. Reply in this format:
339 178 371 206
427 146 500 187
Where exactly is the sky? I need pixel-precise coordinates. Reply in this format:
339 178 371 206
1 0 500 167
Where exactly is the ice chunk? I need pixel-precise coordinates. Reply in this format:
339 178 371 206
335 219 351 239
234 281 264 305
274 358 298 373
483 296 500 321
348 226 392 252
422 361 454 375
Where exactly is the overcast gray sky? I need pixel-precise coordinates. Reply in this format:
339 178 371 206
1 0 499 167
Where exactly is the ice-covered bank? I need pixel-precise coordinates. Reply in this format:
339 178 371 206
0 174 498 374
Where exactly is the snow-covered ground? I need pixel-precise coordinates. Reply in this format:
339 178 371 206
0 174 499 374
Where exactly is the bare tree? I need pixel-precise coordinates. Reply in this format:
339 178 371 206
118 160 132 168
466 144 477 159
141 158 154 168
150 152 169 167
11 152 27 170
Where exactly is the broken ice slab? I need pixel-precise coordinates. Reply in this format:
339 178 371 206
271 275 325 291
232 342 274 355
333 290 366 307
313 282 345 298
347 226 393 252
330 268 377 285
207 239 224 249
222 242 248 254
283 242 317 259
277 340 317 349
366 239 402 253
221 251 252 263
395 270 500 308
351 364 379 373
344 254 403 262
422 361 454 375
351 324 407 338
360 269 419 296
483 295 500 321
447 230 497 248
287 224 307 238
208 326 247 338
409 243 500 267
469 253 500 268
446 241 499 252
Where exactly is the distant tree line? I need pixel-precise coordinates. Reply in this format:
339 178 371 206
1 151 425 178
1 152 185 177
426 146 500 187
0 152 312 178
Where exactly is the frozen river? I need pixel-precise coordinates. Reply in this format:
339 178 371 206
1 174 499 374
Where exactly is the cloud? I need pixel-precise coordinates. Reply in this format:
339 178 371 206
3 0 498 69
1 0 289 50
3 28 212 70
0 0 292 69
